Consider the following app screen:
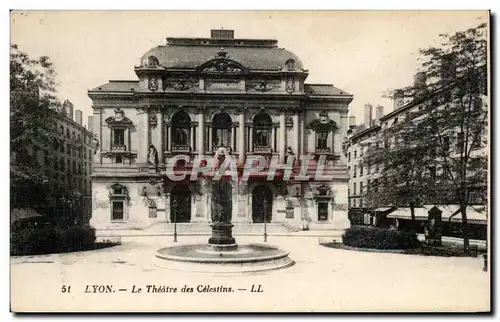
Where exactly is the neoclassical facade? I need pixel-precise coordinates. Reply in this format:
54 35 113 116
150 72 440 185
89 29 353 231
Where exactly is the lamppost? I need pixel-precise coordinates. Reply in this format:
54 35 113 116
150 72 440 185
263 198 268 242
173 200 178 242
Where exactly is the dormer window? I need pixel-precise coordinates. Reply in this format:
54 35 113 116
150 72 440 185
285 59 296 71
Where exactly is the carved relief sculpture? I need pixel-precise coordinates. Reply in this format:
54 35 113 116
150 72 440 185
149 114 158 127
148 77 158 91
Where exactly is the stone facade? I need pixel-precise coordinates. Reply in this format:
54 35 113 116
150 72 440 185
88 29 353 231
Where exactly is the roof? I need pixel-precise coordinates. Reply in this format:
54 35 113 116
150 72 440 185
304 84 351 96
90 80 140 92
140 45 304 71
387 205 487 224
11 208 43 224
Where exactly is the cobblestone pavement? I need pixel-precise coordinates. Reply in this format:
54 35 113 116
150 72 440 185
10 236 490 312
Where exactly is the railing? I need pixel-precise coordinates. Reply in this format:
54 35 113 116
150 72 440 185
253 146 272 153
111 144 127 151
171 145 191 152
212 145 231 152
315 147 331 154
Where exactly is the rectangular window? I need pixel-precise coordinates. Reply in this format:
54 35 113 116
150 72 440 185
360 164 364 177
318 203 328 221
116 156 123 164
348 152 351 162
428 166 436 181
456 132 464 151
111 202 124 221
353 165 357 178
354 150 357 158
473 128 482 148
360 182 364 194
353 183 357 195
367 162 371 175
443 136 450 152
113 129 125 146
317 131 328 149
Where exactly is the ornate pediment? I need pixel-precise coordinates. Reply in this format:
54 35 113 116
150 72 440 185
197 49 247 75
106 108 133 126
309 111 338 132
105 116 133 126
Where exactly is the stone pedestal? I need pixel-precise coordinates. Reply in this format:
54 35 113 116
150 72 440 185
208 223 237 250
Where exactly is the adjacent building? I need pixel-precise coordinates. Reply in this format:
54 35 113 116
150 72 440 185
13 100 95 225
344 63 488 230
88 29 354 231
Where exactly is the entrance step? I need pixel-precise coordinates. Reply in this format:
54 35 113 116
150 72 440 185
145 222 298 235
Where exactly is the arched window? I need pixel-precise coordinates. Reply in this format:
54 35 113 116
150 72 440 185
171 111 191 150
212 113 231 149
253 112 272 150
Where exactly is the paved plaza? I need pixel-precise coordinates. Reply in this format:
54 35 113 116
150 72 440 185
11 235 490 312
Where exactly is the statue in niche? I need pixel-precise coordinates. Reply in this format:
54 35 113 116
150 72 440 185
286 76 295 92
148 144 159 168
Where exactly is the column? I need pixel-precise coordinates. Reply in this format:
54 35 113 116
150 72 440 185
137 109 148 164
208 125 213 152
167 124 172 152
293 112 300 156
271 126 275 152
249 125 253 152
190 125 195 151
238 111 245 164
279 111 286 162
334 130 341 155
299 112 305 154
198 109 204 155
155 111 162 163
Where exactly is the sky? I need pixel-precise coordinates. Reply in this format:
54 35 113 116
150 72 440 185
10 10 488 127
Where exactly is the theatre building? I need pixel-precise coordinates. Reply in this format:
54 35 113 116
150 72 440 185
88 29 353 231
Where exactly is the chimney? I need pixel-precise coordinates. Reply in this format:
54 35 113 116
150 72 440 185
63 99 74 121
75 110 83 126
88 116 94 133
393 90 405 110
375 105 384 124
414 72 427 89
364 104 373 127
348 116 356 127
440 53 457 83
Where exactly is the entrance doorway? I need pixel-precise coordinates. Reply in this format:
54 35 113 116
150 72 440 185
252 185 273 223
170 185 191 223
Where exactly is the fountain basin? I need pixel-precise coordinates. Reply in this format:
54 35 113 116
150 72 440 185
155 243 294 273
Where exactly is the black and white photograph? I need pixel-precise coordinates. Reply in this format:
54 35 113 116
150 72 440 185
8 10 490 312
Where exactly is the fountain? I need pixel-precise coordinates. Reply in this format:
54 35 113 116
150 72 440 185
155 151 294 273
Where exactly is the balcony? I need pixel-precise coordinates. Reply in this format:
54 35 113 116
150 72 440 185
315 147 330 154
111 144 127 152
253 146 272 153
212 145 232 153
171 144 192 153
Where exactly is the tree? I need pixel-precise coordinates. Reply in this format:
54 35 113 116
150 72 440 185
364 123 436 229
10 44 61 210
368 22 488 249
